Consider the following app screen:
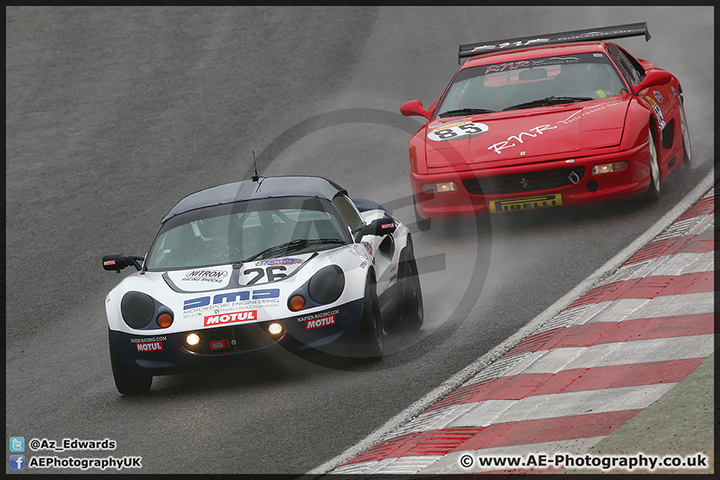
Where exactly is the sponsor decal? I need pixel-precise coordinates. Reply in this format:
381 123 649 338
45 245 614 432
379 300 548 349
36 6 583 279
209 339 230 350
671 86 677 96
381 221 396 230
362 241 373 256
645 96 666 130
297 308 340 323
489 194 562 214
255 258 304 266
487 124 557 155
135 341 164 352
130 336 167 343
305 315 336 330
428 120 489 142
103 259 116 266
184 288 279 310
204 310 257 326
653 90 663 103
180 269 229 283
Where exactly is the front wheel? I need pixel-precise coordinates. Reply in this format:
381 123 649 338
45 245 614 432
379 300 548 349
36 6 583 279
109 330 152 395
352 273 384 361
645 127 661 202
680 98 693 168
384 243 424 334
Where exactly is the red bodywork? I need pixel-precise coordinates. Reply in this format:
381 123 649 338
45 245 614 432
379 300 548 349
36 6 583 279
403 41 689 219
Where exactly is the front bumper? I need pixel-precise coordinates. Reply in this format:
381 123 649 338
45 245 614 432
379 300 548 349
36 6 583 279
411 143 651 219
110 299 363 375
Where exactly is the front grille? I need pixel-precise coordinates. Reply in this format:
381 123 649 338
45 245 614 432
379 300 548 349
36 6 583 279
463 166 585 195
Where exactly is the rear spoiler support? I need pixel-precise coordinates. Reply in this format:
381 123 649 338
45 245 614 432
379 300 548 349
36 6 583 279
458 22 650 64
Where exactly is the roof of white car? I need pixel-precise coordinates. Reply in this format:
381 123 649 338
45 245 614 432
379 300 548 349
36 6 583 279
162 176 347 223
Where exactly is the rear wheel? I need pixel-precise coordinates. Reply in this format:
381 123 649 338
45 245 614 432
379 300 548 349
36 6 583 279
645 126 661 202
352 273 384 361
109 330 152 395
384 241 424 334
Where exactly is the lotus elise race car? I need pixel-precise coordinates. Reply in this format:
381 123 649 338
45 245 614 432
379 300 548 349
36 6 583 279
400 22 692 222
102 176 423 394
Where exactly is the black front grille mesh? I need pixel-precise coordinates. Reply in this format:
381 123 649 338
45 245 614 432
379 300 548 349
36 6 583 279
463 166 585 195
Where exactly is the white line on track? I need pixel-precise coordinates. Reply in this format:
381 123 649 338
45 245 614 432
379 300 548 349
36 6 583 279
307 170 715 475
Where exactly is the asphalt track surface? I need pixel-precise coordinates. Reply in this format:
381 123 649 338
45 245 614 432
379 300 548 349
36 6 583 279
5 6 714 475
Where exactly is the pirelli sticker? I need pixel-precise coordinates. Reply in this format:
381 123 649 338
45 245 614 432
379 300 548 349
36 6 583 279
489 194 562 214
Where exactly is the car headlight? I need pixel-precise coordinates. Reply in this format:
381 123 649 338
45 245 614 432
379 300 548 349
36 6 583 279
120 291 173 329
308 265 345 304
120 292 155 328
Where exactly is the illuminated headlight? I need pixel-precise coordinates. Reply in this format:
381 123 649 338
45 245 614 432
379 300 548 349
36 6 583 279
185 333 200 346
592 161 628 175
421 182 457 194
267 323 283 336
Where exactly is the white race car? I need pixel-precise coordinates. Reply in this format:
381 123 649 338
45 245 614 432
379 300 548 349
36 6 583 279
102 176 423 394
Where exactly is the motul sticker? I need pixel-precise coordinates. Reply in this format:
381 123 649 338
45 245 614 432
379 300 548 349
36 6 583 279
103 260 116 266
305 315 336 330
135 341 164 352
204 310 257 326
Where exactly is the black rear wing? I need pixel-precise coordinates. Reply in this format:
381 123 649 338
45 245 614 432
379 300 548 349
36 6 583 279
458 22 650 64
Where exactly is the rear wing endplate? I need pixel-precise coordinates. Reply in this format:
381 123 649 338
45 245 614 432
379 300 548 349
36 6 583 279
458 22 650 64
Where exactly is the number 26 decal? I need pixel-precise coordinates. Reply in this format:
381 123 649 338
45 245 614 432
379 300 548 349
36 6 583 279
243 266 288 285
428 122 489 142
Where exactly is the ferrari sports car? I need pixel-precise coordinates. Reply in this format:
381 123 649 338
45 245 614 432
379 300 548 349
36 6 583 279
102 176 423 394
400 23 692 222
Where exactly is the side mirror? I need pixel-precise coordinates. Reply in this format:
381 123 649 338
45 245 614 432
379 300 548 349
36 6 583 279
102 253 143 272
400 100 432 120
354 218 397 242
638 69 673 90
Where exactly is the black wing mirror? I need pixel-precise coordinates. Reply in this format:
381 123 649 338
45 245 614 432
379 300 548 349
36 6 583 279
354 218 397 242
102 253 144 272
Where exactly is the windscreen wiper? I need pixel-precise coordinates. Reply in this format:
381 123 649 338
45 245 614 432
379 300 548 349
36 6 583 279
243 238 345 262
503 96 593 111
437 108 495 118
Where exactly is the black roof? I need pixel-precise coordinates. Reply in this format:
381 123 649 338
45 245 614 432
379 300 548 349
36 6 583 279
162 176 347 223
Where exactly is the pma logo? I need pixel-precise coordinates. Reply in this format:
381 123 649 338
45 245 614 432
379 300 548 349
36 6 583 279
10 455 25 470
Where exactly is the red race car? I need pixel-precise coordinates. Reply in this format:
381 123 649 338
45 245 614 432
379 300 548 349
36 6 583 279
401 23 692 223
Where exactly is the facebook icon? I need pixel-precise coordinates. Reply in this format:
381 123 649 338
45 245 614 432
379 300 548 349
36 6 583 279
10 455 25 470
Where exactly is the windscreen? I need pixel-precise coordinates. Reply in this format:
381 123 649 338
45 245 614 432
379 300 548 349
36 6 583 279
145 196 350 271
437 52 627 117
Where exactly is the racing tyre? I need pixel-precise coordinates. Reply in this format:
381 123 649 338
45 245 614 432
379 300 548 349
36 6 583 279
680 99 693 168
384 241 424 334
645 127 661 203
109 330 152 395
353 273 384 361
